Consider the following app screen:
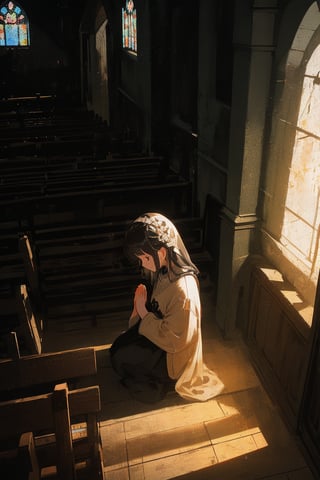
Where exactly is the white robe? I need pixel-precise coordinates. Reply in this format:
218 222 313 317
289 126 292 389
137 271 224 401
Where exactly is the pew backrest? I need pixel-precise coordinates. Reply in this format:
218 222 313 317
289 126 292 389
0 346 97 394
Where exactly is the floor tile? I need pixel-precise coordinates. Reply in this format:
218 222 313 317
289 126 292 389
137 445 217 480
100 422 127 470
126 422 211 465
123 400 225 440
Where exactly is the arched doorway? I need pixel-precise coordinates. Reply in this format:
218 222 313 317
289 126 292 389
80 1 110 123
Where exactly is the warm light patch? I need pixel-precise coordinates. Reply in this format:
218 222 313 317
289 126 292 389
213 428 268 463
206 406 268 464
280 44 320 289
259 267 313 327
280 289 303 304
261 267 284 282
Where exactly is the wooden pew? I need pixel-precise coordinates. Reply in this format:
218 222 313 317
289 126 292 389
0 231 40 289
18 235 43 316
0 156 78 181
0 431 40 480
0 347 102 479
0 103 101 138
0 383 103 480
0 231 43 358
0 122 106 143
0 284 41 358
0 101 139 159
1 211 213 329
0 346 97 400
1 179 193 228
0 155 171 198
0 222 25 284
0 104 109 160
31 215 213 323
0 147 188 226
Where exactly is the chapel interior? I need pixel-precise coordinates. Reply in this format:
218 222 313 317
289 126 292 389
0 1 320 479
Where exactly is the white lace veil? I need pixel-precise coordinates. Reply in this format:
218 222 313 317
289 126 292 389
124 212 199 282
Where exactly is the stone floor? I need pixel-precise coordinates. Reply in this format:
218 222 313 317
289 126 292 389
42 282 317 480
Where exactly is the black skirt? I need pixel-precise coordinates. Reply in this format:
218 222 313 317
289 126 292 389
110 321 175 403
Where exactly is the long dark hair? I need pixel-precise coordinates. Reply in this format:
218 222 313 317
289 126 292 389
124 213 199 281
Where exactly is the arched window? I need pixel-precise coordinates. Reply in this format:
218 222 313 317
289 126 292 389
0 1 30 47
281 44 320 289
262 2 320 309
122 0 137 54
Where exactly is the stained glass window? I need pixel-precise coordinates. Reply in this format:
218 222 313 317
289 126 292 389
122 0 137 53
0 1 30 47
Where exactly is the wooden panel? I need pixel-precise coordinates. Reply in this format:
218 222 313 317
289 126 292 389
247 261 312 429
299 280 320 476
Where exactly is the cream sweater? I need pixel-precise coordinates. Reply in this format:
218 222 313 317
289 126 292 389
137 271 224 401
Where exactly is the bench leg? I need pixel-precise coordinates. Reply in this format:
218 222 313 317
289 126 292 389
4 331 21 359
52 383 76 480
87 413 104 479
18 432 40 480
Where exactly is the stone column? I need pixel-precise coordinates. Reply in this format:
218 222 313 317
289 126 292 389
215 0 277 336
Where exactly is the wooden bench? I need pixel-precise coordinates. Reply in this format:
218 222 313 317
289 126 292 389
0 284 42 359
0 103 140 160
31 215 213 322
0 346 102 479
0 155 170 196
0 124 108 160
1 138 97 159
0 232 43 355
0 121 106 142
18 235 42 314
0 431 41 479
0 382 103 479
0 346 97 399
1 179 193 227
0 221 25 284
0 104 101 135
0 148 185 225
